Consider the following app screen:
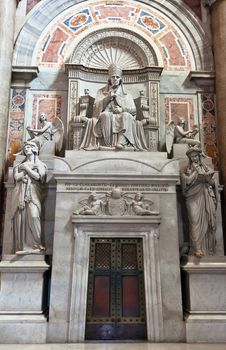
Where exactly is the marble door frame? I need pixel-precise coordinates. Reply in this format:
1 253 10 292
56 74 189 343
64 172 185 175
69 216 164 342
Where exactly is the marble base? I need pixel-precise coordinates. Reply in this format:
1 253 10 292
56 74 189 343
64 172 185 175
0 314 47 343
48 150 185 342
0 255 49 343
181 256 226 343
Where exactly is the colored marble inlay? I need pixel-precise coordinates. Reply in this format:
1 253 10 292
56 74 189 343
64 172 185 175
32 93 62 128
159 31 186 66
8 89 26 165
137 10 166 35
183 0 202 19
42 28 69 63
165 97 195 130
63 9 93 32
95 4 135 21
201 93 218 169
35 0 193 70
26 0 41 14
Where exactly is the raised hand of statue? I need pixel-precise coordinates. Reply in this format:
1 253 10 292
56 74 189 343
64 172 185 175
113 106 123 114
12 141 47 255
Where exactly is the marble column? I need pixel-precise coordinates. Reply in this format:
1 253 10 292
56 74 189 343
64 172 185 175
0 0 18 184
211 0 226 251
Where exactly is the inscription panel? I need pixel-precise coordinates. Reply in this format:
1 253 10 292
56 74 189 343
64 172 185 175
57 183 172 193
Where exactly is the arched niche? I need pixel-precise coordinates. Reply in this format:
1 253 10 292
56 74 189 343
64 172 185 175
70 29 158 69
65 27 163 151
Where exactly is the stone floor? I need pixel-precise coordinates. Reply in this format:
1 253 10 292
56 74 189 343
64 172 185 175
0 344 225 350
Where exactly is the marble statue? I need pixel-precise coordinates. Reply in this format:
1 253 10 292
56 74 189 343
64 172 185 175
181 147 218 257
130 192 159 216
11 141 47 254
74 189 158 217
75 192 105 215
80 64 148 151
166 117 200 154
27 112 64 154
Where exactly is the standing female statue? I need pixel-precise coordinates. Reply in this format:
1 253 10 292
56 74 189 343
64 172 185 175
182 147 218 257
11 141 47 254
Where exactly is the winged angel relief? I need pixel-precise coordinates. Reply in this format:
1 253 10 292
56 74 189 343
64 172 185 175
74 188 159 217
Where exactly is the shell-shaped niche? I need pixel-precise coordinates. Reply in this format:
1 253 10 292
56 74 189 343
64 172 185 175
71 30 158 69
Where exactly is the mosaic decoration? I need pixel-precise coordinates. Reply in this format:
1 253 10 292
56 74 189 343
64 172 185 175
42 28 69 63
8 89 26 165
31 93 62 128
34 0 193 71
159 31 187 67
63 9 93 33
201 93 218 169
26 0 41 14
94 4 135 21
137 10 166 35
164 97 195 130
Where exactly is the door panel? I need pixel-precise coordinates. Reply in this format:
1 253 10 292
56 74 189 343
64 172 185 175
85 238 147 340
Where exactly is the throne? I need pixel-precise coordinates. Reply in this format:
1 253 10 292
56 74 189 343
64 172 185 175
66 65 163 151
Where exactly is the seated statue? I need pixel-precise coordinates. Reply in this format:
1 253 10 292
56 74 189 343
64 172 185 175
27 112 64 155
80 64 148 151
166 117 201 155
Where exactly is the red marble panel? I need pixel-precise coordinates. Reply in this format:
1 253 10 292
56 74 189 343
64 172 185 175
26 0 41 14
42 28 69 63
159 31 186 67
32 93 62 128
165 97 195 129
95 5 135 20
183 0 202 19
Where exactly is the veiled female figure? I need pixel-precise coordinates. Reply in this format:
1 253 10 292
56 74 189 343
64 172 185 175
12 141 47 254
182 147 218 257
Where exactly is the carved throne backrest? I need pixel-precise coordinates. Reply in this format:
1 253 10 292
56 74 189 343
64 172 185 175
71 91 159 151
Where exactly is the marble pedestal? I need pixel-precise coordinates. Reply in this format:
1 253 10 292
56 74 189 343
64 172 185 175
47 150 185 343
181 256 226 343
0 255 49 343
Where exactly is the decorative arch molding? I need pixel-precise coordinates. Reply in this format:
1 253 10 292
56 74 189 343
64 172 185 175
13 0 213 71
70 29 158 69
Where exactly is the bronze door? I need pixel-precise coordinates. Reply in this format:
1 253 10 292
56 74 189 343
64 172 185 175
85 238 147 340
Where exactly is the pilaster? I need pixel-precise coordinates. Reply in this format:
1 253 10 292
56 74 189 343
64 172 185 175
211 0 226 251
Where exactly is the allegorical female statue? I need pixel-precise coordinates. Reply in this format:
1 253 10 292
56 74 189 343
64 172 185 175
80 64 147 150
181 147 218 257
11 141 47 254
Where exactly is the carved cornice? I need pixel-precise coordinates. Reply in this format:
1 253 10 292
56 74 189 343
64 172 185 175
188 71 215 87
12 66 39 83
65 64 163 83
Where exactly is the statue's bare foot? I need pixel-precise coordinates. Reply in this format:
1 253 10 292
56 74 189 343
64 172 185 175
194 249 204 257
115 143 124 150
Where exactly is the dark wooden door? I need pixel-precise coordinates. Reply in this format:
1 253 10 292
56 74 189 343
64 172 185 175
85 238 147 340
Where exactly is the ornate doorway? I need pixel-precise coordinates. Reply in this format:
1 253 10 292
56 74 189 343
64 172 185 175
85 238 147 340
